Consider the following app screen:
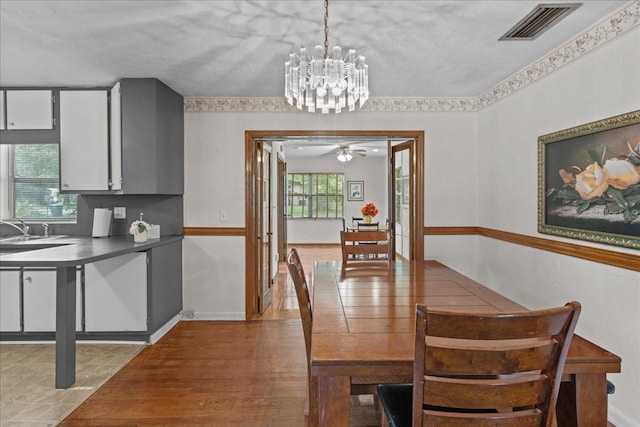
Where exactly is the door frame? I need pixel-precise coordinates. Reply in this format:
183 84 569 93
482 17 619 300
245 130 424 320
276 153 287 262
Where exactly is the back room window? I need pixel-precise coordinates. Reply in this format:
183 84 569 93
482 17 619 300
287 172 344 219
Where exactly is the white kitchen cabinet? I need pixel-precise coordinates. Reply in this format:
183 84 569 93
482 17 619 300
59 90 110 191
0 91 5 129
85 252 147 332
0 270 20 332
23 269 83 332
5 90 54 130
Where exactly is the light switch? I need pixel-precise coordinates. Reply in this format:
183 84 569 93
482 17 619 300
114 207 126 219
220 209 228 222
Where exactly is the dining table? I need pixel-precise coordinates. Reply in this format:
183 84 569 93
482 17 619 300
309 260 621 427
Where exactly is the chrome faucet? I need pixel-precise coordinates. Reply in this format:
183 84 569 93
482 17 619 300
19 220 30 236
42 223 49 238
0 220 30 237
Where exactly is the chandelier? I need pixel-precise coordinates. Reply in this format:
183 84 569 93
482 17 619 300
284 0 369 114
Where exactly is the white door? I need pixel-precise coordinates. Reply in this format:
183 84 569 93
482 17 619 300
59 90 110 191
23 269 83 332
110 82 123 190
0 270 20 331
85 252 147 331
391 141 413 260
5 90 53 130
0 91 5 129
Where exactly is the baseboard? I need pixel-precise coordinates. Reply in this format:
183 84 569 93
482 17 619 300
608 406 635 427
181 311 245 321
149 314 181 344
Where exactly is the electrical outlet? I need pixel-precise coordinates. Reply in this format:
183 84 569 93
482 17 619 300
114 207 126 219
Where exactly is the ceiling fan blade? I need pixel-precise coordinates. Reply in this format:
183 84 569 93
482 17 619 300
352 151 367 157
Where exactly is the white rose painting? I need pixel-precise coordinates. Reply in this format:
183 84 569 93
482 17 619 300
539 111 640 249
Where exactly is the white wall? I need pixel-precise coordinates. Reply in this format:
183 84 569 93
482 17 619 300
183 111 477 320
286 155 387 244
471 27 640 426
182 236 245 319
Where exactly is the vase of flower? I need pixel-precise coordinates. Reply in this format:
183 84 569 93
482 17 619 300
360 202 379 223
134 229 148 243
130 212 151 244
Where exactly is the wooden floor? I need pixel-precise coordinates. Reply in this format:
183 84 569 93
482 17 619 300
59 245 614 426
60 245 379 426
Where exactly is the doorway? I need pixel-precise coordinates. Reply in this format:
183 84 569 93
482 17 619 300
245 130 424 320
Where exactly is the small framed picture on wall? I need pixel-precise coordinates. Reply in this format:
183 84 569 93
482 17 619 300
347 181 364 201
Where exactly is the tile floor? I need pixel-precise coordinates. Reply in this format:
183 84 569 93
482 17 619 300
0 343 143 426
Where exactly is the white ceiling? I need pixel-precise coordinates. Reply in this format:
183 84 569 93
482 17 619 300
0 0 628 98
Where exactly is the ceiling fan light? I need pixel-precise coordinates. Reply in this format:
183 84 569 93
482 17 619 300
337 152 347 162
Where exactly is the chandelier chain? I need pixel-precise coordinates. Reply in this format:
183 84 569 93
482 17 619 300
323 0 329 59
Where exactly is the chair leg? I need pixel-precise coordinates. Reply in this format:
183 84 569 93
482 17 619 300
304 375 310 416
380 410 391 427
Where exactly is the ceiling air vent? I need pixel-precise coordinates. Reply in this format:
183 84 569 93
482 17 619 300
500 3 581 40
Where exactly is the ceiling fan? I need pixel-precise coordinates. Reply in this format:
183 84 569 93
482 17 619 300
335 145 366 162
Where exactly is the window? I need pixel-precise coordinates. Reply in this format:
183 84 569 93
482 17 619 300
287 173 343 219
0 144 77 220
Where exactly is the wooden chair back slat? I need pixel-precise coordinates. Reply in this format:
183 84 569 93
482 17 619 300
357 222 379 231
425 308 576 339
423 409 543 427
423 375 548 408
425 339 557 375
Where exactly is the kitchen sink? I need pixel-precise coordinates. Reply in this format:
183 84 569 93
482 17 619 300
1 235 48 242
0 235 68 243
0 235 71 253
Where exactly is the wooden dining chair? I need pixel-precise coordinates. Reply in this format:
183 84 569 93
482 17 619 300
341 230 391 267
377 301 581 427
285 248 381 417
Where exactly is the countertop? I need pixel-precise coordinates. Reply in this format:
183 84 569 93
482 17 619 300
0 235 183 268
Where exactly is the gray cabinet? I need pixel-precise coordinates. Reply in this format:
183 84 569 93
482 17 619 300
148 240 182 333
117 78 184 195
